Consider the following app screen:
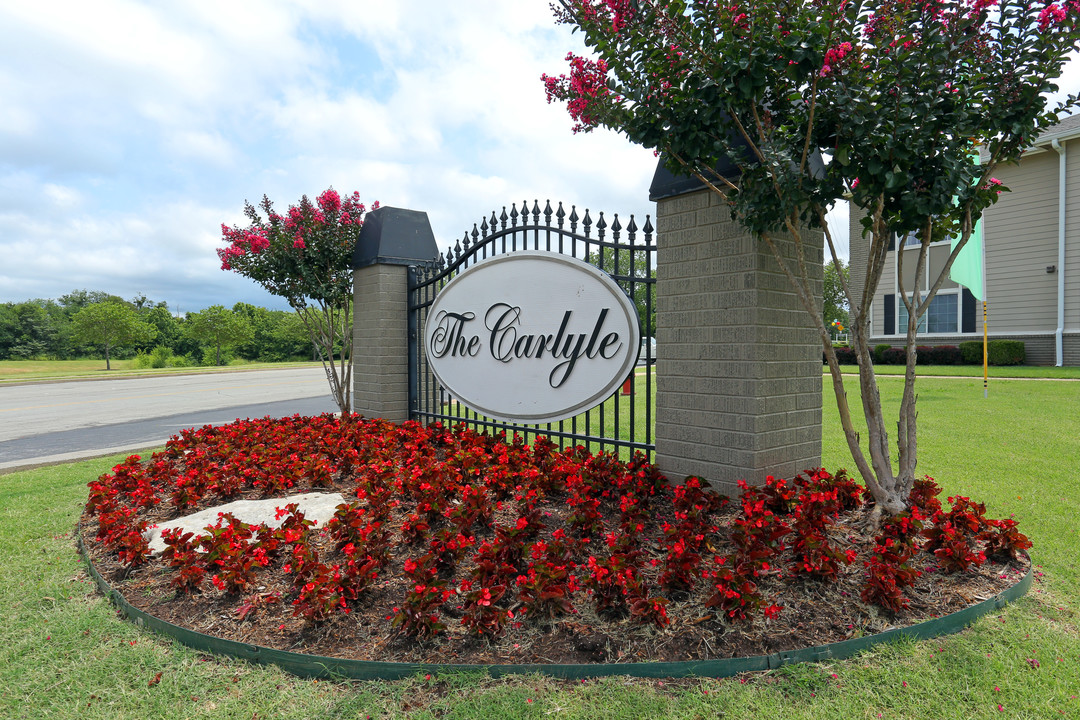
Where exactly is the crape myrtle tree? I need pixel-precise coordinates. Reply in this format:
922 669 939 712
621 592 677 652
544 0 1080 518
219 189 376 416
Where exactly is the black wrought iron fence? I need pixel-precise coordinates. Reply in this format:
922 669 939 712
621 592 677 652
407 200 655 459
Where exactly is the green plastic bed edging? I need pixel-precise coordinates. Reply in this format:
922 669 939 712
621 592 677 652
78 532 1033 680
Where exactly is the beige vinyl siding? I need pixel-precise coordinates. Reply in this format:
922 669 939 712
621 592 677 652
846 205 893 336
980 149 1061 333
877 244 895 335
846 121 1080 361
1066 137 1080 331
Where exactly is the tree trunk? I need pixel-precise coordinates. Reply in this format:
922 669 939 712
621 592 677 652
296 302 351 419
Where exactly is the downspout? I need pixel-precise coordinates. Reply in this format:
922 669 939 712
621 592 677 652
1052 139 1066 367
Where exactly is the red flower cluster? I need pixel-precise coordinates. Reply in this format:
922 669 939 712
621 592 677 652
542 53 611 134
820 41 854 77
1039 3 1067 31
84 417 1030 641
217 190 376 271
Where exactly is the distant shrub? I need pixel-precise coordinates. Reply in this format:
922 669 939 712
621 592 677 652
988 340 1025 366
134 346 189 369
960 341 982 364
831 345 858 364
874 344 892 363
924 345 961 365
149 346 173 368
881 347 907 365
960 340 1026 365
201 348 234 366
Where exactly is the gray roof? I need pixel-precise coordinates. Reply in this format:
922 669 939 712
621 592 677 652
1031 112 1080 146
977 113 1080 161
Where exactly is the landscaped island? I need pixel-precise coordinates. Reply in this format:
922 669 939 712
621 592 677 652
80 415 1030 669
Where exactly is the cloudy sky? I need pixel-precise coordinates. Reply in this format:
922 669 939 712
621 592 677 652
1 1 1076 313
0 0 665 312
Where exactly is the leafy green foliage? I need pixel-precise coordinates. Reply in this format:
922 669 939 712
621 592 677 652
546 0 1080 514
587 246 655 336
960 339 1027 365
183 305 253 366
0 293 320 366
70 301 156 370
231 302 312 362
0 299 65 359
823 258 849 329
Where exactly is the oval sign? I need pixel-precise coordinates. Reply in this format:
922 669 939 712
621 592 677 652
425 251 641 424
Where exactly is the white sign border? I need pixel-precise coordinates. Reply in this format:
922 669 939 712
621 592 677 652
424 250 642 425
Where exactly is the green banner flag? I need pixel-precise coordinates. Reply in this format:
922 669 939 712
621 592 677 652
951 150 986 301
950 217 984 301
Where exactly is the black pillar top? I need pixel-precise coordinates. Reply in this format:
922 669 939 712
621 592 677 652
648 157 743 202
648 145 824 202
353 206 440 268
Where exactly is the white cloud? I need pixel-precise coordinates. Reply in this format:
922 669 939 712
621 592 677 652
43 184 83 209
165 131 240 167
10 0 1072 314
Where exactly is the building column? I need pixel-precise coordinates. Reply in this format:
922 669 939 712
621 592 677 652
351 207 439 423
652 187 823 494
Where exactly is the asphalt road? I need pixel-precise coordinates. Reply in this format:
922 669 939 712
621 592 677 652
0 367 340 471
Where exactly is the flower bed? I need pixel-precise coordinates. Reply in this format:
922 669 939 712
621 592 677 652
80 415 1030 666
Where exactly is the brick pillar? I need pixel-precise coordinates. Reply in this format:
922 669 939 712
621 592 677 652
351 207 439 423
652 187 822 494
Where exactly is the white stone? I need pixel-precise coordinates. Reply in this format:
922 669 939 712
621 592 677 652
143 491 347 554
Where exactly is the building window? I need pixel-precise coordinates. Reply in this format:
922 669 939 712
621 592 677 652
926 292 958 333
896 292 959 334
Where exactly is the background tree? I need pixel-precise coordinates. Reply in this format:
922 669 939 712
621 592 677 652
58 290 129 358
70 301 156 370
587 245 656 337
2 300 67 359
219 188 375 415
183 305 253 366
231 302 313 362
0 302 52 360
0 291 314 363
545 0 1080 518
823 258 850 336
137 304 183 355
58 290 126 313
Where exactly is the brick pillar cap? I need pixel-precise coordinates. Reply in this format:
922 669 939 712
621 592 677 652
353 206 439 268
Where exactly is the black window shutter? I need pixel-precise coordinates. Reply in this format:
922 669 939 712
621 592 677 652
962 288 976 333
884 294 895 335
888 234 895 251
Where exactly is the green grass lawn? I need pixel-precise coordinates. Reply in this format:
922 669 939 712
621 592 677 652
0 359 322 383
3 376 1079 718
831 363 1080 379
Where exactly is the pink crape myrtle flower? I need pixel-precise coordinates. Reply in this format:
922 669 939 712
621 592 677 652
542 52 611 133
1040 3 1067 30
820 42 854 77
317 188 341 215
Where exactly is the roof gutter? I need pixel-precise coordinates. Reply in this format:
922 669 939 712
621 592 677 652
1052 139 1067 367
